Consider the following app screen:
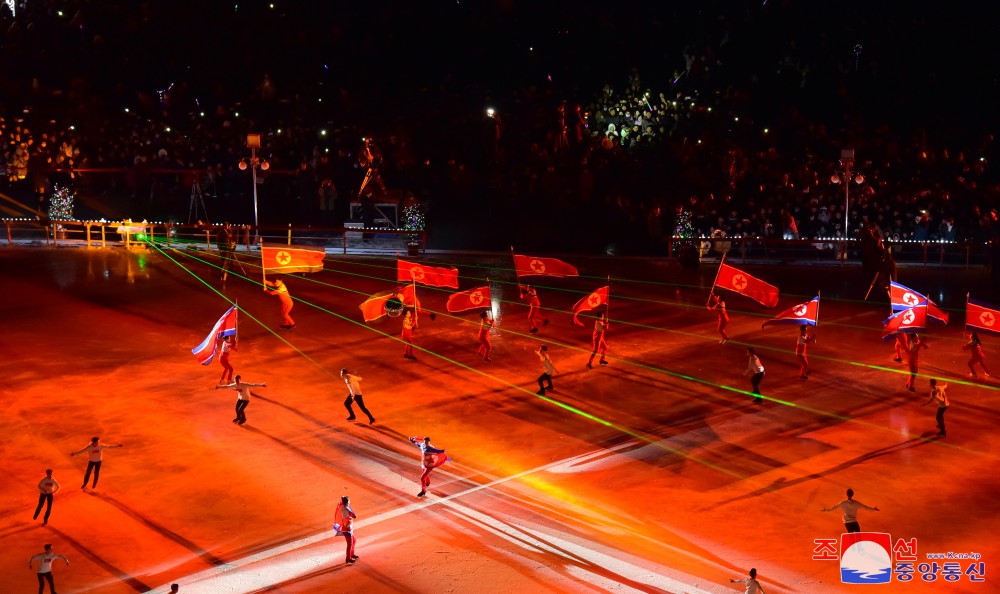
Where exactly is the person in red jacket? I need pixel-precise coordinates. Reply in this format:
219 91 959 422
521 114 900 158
587 312 610 368
264 278 295 329
906 334 928 391
409 436 448 497
218 334 236 384
707 292 729 345
520 285 549 333
795 324 817 379
963 332 991 379
476 311 494 362
402 310 417 360
334 495 359 564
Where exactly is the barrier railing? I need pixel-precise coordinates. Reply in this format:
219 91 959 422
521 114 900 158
1 218 427 256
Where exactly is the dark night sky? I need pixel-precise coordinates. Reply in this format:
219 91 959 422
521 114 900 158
3 1 998 134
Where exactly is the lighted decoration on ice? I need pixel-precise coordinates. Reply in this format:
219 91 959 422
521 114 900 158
48 185 75 221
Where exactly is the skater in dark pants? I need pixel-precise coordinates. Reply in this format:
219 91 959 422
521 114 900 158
71 437 123 490
29 544 69 594
33 469 60 525
743 347 765 404
216 375 267 425
821 488 879 532
923 378 950 436
536 345 558 395
341 369 376 424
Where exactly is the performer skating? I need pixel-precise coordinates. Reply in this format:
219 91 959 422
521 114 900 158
341 369 376 424
821 488 879 532
264 278 296 329
334 495 359 563
906 334 928 391
402 310 417 360
728 567 766 594
586 311 610 368
743 347 765 404
71 437 123 490
520 285 549 333
218 334 236 384
477 311 494 362
32 469 60 525
536 345 558 395
216 374 266 425
29 544 69 594
409 436 448 497
923 378 950 436
893 332 909 363
707 292 729 345
963 332 991 379
795 324 817 379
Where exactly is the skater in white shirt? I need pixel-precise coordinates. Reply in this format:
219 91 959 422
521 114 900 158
29 544 69 594
822 488 879 532
71 437 123 489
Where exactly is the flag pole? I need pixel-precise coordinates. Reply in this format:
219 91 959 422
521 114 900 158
966 292 970 337
260 239 267 286
815 290 821 328
707 252 726 307
412 275 419 328
510 245 520 286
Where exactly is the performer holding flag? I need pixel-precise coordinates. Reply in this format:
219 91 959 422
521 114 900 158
477 311 495 362
512 249 577 333
709 256 779 308
707 293 729 344
191 305 238 366
409 436 448 498
572 282 611 368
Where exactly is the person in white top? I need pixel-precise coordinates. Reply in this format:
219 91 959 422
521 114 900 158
535 345 559 395
29 544 69 594
743 347 765 404
923 378 950 436
729 567 765 594
216 374 266 425
334 495 359 563
341 369 376 424
33 469 60 525
71 436 123 489
821 488 879 532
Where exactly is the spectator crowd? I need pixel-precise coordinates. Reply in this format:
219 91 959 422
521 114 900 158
2 1 999 253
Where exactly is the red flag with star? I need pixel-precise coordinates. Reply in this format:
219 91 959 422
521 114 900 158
261 243 325 273
397 259 459 288
572 286 610 326
446 286 492 313
513 254 579 278
890 281 948 324
762 296 820 328
359 285 422 322
714 263 779 308
882 304 927 341
967 298 1000 336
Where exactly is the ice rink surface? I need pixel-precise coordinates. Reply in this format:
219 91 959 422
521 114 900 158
1 244 997 593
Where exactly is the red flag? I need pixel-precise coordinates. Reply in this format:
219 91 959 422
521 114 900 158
967 298 1000 336
513 254 579 278
882 304 927 341
715 263 779 308
191 306 238 365
359 285 422 322
890 281 948 324
446 286 492 313
762 296 820 328
261 243 325 273
397 259 459 288
572 286 610 326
